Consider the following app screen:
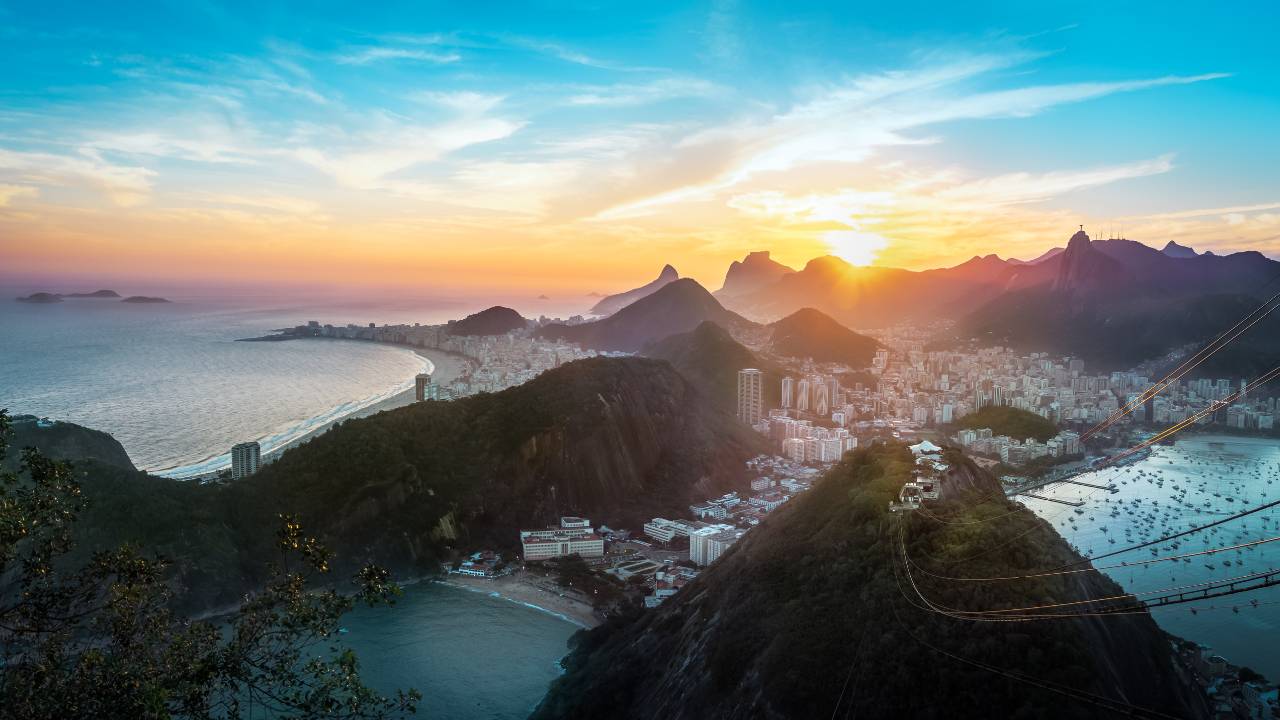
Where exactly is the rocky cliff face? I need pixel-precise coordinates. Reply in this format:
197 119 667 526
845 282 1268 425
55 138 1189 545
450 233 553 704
716 251 795 298
533 444 1207 720
4 415 136 472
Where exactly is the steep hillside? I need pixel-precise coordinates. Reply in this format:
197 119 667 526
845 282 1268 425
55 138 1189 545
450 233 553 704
448 305 527 336
589 265 679 316
646 321 783 410
767 307 880 367
716 251 795 298
539 279 754 352
533 444 1206 719
5 415 135 472
37 358 767 614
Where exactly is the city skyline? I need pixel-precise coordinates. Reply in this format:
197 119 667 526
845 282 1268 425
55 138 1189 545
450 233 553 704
2 2 1279 295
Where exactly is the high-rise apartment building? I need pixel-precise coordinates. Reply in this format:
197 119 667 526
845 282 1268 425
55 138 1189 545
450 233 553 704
737 368 763 425
415 372 433 401
781 376 794 409
231 441 261 479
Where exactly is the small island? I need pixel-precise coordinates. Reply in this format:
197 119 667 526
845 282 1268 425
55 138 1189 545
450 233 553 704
121 296 171 304
15 292 64 304
15 289 123 303
66 289 121 298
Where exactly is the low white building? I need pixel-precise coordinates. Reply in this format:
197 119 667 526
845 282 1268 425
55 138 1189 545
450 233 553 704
520 517 604 560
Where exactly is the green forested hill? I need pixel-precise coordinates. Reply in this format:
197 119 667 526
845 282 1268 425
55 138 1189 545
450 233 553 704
532 444 1205 720
955 405 1058 442
646 321 783 410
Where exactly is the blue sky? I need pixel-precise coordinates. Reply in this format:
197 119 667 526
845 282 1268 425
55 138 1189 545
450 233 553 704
1 1 1277 292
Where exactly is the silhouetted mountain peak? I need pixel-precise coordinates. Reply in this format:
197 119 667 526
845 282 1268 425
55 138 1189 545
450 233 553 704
1161 240 1199 258
768 307 880 366
716 250 796 297
803 255 854 276
539 278 751 352
1053 229 1131 294
1066 228 1091 250
589 264 681 316
449 306 527 336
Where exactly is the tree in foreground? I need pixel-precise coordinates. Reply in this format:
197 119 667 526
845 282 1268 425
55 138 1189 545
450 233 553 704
0 410 421 719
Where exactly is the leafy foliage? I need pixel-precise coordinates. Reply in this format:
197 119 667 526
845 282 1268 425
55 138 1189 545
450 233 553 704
954 405 1058 443
0 410 419 720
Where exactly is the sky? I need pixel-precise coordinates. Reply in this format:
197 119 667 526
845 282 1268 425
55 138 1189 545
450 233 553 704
2 1 1279 298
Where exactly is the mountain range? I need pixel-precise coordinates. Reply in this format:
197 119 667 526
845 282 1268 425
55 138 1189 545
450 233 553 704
704 232 1280 372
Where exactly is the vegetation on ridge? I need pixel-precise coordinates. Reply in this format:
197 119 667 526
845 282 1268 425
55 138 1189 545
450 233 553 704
954 405 1058 442
533 444 1202 719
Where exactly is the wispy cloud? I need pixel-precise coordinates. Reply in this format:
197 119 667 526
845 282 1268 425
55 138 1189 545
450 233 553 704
0 183 37 207
0 148 155 206
412 91 506 115
566 78 723 106
592 56 1225 220
336 46 462 65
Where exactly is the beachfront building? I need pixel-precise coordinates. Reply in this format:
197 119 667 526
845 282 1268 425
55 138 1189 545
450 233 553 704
231 441 261 479
689 524 745 566
520 517 604 561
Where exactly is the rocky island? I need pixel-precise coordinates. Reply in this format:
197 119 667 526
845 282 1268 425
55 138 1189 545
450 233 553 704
14 289 157 304
15 292 64 303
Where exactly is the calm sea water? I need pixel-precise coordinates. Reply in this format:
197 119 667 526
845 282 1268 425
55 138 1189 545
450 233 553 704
0 297 442 476
338 583 578 719
1024 435 1280 679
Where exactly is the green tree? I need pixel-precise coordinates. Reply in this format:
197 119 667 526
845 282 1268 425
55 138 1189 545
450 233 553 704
0 410 420 719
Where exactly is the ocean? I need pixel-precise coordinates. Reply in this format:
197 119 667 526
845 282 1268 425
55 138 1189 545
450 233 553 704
1 291 595 477
0 295 454 476
1023 435 1280 679
335 582 578 719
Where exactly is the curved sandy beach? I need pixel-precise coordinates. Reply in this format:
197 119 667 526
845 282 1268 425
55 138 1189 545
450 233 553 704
261 343 469 463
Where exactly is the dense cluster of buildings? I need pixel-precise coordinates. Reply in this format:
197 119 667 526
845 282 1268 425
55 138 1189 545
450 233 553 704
865 333 1277 434
737 331 1278 471
953 427 1084 464
641 455 818 561
293 318 597 399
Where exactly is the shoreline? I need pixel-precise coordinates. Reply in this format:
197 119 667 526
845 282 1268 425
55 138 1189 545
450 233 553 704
260 343 469 463
154 342 468 479
436 570 601 630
